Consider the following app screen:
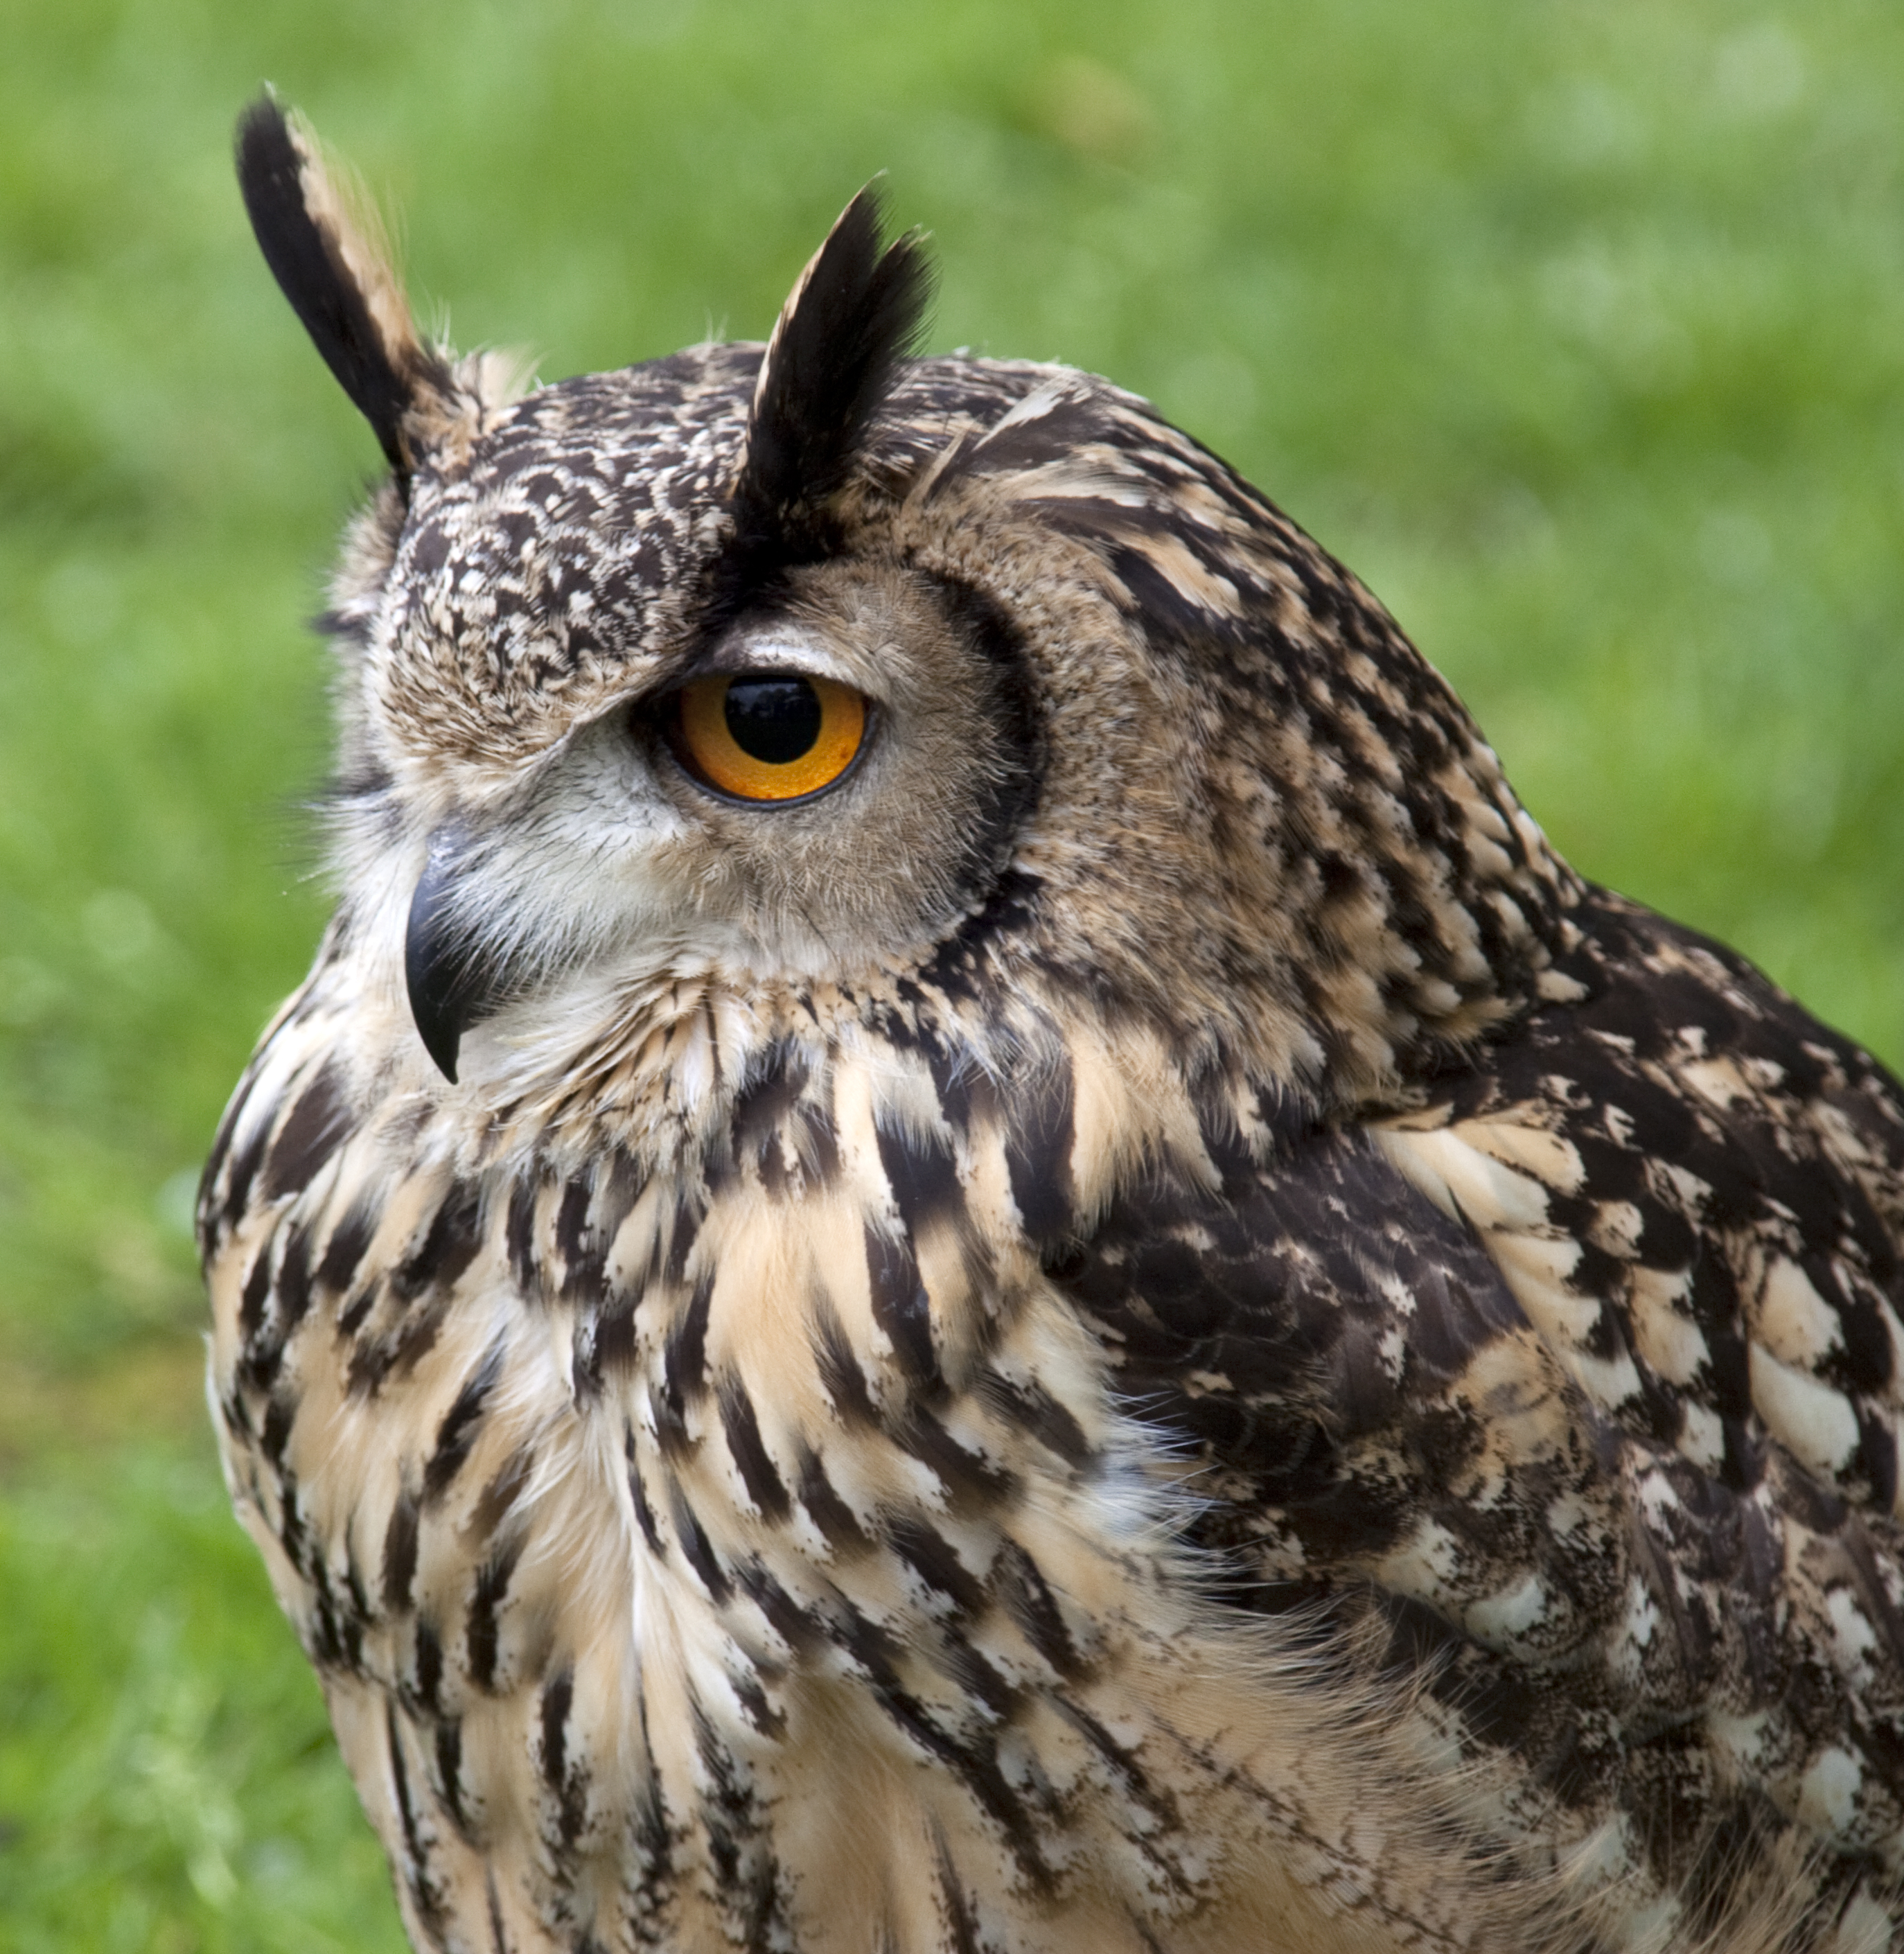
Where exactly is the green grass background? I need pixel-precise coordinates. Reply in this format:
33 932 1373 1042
4 0 1903 1944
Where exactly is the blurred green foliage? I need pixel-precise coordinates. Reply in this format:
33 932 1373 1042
1 1445 405 1951
3 0 1902 1944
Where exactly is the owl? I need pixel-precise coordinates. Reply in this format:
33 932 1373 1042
202 96 1904 1954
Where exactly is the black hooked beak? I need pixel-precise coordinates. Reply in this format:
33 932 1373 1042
404 829 507 1084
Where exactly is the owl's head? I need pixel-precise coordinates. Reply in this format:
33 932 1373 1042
240 97 1575 1135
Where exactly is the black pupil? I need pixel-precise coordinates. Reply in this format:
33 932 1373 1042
723 676 822 765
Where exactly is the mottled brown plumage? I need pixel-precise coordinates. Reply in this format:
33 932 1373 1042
204 97 1904 1953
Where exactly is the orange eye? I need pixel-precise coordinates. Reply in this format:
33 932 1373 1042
672 672 867 803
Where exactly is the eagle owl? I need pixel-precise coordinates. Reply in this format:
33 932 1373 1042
202 97 1904 1954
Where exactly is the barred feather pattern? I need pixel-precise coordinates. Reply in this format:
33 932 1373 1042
205 958 1533 1954
204 892 1904 1954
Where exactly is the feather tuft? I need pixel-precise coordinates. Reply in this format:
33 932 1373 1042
235 92 455 478
731 184 933 567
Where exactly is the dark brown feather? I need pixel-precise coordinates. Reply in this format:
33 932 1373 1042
730 185 933 570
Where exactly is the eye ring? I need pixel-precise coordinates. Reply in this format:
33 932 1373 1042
666 671 870 804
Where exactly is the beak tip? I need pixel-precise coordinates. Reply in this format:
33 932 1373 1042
404 832 493 1088
420 1024 462 1085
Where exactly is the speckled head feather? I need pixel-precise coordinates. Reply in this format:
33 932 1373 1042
204 103 1904 1954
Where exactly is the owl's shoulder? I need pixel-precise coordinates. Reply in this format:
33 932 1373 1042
1050 888 1904 1888
1384 888 1904 1490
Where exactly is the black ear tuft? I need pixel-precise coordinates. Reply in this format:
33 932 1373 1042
236 94 447 476
732 186 933 563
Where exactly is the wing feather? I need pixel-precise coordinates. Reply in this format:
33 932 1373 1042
1052 889 1904 1890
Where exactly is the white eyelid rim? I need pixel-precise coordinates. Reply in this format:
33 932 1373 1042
717 629 872 692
